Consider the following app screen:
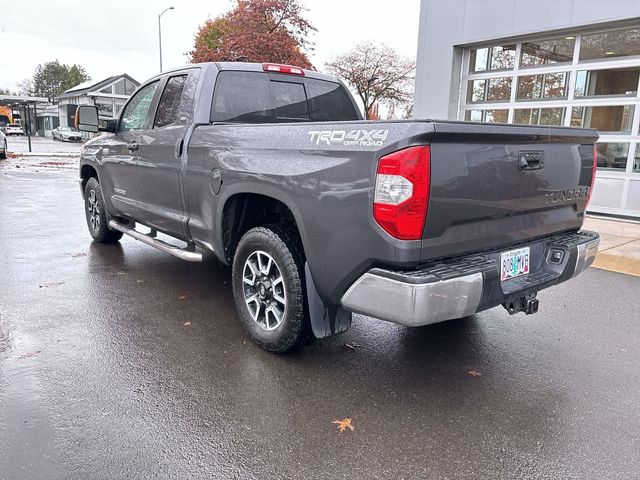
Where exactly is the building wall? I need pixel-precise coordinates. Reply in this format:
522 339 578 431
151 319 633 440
415 0 640 119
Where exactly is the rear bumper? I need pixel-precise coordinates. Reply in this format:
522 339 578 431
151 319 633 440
341 230 599 327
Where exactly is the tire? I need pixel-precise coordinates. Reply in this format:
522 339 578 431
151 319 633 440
232 226 308 353
0 140 6 159
84 177 123 243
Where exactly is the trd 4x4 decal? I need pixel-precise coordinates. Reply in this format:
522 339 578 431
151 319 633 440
308 129 389 147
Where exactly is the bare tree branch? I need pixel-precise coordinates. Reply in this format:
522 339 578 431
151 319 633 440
325 42 415 119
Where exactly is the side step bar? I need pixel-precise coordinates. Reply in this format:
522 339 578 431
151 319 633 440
108 220 203 262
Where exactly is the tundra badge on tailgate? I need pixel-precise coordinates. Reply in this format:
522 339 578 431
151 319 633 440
308 129 389 147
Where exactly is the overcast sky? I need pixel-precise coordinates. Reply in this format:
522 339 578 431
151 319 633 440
0 0 420 92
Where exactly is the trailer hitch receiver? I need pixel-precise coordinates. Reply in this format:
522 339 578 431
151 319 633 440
503 293 539 315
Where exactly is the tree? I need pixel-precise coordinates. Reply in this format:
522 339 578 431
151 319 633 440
190 0 315 69
326 43 415 119
31 60 90 103
16 79 33 96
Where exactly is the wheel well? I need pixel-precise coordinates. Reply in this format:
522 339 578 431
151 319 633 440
80 164 98 192
222 193 303 262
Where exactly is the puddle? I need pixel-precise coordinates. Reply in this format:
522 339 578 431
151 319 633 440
0 328 63 479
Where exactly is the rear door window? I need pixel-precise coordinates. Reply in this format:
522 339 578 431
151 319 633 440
210 71 359 123
154 75 187 128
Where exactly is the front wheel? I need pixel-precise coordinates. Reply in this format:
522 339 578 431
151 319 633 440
232 226 308 353
84 177 123 243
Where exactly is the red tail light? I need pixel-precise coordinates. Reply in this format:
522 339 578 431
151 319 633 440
373 146 430 240
262 63 305 76
586 143 597 208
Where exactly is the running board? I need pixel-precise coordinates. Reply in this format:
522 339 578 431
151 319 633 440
108 220 203 262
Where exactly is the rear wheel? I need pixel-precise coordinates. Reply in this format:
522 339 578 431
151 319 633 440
232 226 308 353
0 140 6 159
84 177 123 243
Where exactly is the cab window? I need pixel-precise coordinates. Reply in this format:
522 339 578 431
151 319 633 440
119 81 159 132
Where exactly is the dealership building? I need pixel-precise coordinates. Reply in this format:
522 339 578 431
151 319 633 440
415 1 640 218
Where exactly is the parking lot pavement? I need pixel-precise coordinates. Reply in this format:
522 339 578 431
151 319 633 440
5 134 83 154
1 157 640 480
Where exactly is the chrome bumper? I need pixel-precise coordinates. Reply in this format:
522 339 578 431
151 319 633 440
341 230 600 327
573 236 599 278
341 271 484 327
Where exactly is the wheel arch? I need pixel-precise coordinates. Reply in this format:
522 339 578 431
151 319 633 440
80 163 99 196
219 191 308 265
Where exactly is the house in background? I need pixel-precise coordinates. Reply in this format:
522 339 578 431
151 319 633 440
57 74 139 129
36 104 61 137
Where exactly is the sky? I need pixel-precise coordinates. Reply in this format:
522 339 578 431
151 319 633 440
0 0 421 92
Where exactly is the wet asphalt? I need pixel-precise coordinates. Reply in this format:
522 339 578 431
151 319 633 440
1 156 639 480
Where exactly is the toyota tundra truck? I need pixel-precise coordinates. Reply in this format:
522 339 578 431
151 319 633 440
75 62 600 353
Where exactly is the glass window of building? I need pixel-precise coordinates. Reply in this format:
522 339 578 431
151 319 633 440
516 72 568 100
634 144 640 173
466 77 511 102
580 26 640 61
574 68 640 97
514 108 565 126
464 109 508 123
469 45 516 73
595 143 630 170
520 36 575 67
571 106 635 133
95 97 114 117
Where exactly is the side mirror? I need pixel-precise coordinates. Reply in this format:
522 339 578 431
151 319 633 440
75 106 99 133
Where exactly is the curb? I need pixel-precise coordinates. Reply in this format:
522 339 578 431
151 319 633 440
592 253 640 277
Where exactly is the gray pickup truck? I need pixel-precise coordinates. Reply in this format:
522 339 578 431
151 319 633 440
75 62 600 352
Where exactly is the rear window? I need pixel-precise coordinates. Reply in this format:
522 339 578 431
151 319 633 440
210 71 359 123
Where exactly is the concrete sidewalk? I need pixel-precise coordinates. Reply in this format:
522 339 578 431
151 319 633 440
585 216 640 277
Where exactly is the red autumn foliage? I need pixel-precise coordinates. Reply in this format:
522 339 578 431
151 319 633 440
190 0 315 69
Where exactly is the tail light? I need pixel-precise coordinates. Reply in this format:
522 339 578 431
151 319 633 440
262 63 305 76
586 143 597 208
373 146 430 240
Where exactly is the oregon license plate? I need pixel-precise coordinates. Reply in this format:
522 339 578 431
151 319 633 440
500 247 530 281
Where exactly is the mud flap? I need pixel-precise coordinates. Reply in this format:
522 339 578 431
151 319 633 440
305 262 352 338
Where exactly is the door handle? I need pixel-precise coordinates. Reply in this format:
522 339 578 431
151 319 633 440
175 138 184 159
127 141 139 152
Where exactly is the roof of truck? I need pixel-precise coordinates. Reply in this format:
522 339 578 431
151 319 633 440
155 62 340 84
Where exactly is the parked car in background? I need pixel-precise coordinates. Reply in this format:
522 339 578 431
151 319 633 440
5 123 24 136
0 129 7 159
52 126 83 142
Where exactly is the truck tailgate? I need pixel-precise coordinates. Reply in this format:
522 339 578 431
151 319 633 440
422 122 598 261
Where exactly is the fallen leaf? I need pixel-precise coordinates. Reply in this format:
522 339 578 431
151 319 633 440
17 351 42 360
468 370 482 377
39 281 65 289
184 321 191 326
332 418 355 433
178 295 187 300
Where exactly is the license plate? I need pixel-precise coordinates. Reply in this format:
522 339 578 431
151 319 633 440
500 247 530 281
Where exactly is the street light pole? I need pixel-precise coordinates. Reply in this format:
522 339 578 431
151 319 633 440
158 6 174 72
